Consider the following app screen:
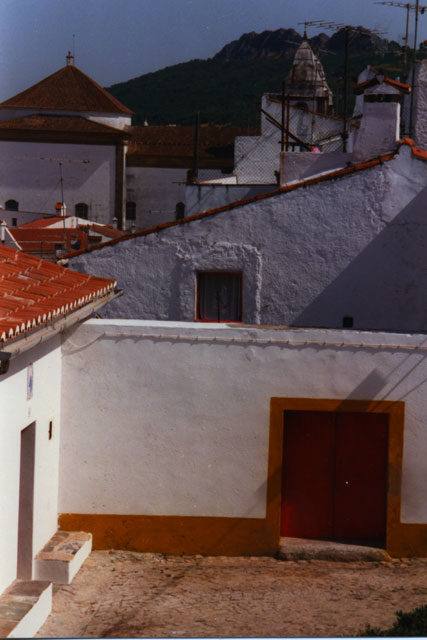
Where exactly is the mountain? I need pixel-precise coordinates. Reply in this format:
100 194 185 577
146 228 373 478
106 26 417 127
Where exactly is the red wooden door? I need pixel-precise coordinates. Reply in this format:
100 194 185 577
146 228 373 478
281 410 388 544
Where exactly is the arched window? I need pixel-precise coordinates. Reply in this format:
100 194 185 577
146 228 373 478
5 199 19 211
126 201 136 221
175 202 185 221
75 203 88 219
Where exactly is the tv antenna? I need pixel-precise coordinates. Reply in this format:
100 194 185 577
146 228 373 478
299 22 385 150
374 2 427 69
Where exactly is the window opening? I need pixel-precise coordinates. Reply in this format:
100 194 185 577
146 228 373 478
5 199 18 211
175 202 185 221
75 203 89 219
197 271 242 322
126 201 136 221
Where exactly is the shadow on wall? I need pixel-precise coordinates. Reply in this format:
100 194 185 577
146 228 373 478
294 187 427 333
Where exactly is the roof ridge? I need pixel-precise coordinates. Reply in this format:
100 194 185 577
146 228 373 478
0 64 133 115
65 150 397 259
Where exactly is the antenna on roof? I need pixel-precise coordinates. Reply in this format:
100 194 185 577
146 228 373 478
73 34 76 62
374 1 427 71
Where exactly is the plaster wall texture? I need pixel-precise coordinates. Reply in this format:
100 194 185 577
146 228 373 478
411 60 427 149
0 210 44 227
280 152 352 184
185 183 274 216
0 337 61 594
60 320 427 524
0 140 116 224
70 146 427 334
126 168 224 229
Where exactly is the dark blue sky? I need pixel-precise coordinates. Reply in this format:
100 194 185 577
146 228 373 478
1 0 426 101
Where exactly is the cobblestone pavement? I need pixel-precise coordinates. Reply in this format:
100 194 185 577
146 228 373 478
37 551 427 638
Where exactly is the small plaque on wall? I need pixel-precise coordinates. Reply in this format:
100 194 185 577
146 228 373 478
27 363 34 400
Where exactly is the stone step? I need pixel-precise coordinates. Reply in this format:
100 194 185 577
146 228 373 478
279 536 391 561
34 530 92 585
0 580 52 638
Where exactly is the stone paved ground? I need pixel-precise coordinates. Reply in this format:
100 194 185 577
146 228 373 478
37 551 427 638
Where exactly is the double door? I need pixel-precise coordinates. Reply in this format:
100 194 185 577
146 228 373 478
281 410 388 544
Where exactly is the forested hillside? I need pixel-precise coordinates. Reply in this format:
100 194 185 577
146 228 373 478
106 26 424 126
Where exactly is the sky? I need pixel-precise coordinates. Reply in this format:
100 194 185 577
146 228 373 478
1 0 427 101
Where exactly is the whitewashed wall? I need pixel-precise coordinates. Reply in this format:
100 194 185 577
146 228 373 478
59 320 427 525
0 140 116 224
126 167 224 229
185 182 274 216
0 337 61 594
71 145 427 334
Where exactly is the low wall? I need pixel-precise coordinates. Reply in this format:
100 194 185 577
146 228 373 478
59 320 427 556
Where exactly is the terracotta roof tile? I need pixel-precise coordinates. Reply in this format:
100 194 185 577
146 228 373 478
0 245 116 342
9 228 90 255
66 150 398 259
0 65 133 114
127 125 255 168
0 115 127 138
354 75 411 95
399 137 427 161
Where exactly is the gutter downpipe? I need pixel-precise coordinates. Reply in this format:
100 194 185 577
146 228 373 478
0 288 123 365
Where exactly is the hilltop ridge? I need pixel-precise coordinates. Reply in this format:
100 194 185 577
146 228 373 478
106 25 410 126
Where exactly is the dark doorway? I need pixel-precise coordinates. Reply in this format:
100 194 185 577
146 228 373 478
17 422 36 579
281 410 388 546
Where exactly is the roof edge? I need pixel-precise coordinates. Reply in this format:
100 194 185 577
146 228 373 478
65 149 399 260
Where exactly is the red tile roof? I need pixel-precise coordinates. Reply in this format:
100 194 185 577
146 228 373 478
0 245 116 342
66 149 400 259
354 75 411 95
127 125 255 168
0 65 133 115
18 217 65 229
0 114 127 135
8 228 91 256
399 137 427 161
84 223 127 239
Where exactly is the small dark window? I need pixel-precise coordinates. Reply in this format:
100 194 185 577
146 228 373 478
5 199 18 211
343 316 354 328
75 203 89 219
12 218 17 227
197 271 242 322
175 202 185 221
126 201 136 221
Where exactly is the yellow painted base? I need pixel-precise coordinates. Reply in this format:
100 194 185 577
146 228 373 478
59 397 427 558
58 513 279 556
58 513 427 558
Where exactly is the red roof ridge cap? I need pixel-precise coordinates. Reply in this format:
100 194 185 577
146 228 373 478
64 151 397 259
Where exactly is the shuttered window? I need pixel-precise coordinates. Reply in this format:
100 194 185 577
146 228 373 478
197 272 242 322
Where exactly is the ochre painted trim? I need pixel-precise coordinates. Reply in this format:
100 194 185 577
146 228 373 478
58 514 278 556
269 398 427 557
59 397 426 557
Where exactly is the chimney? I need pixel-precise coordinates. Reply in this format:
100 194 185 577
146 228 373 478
1 220 7 244
352 75 409 162
55 202 67 217
66 51 74 66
